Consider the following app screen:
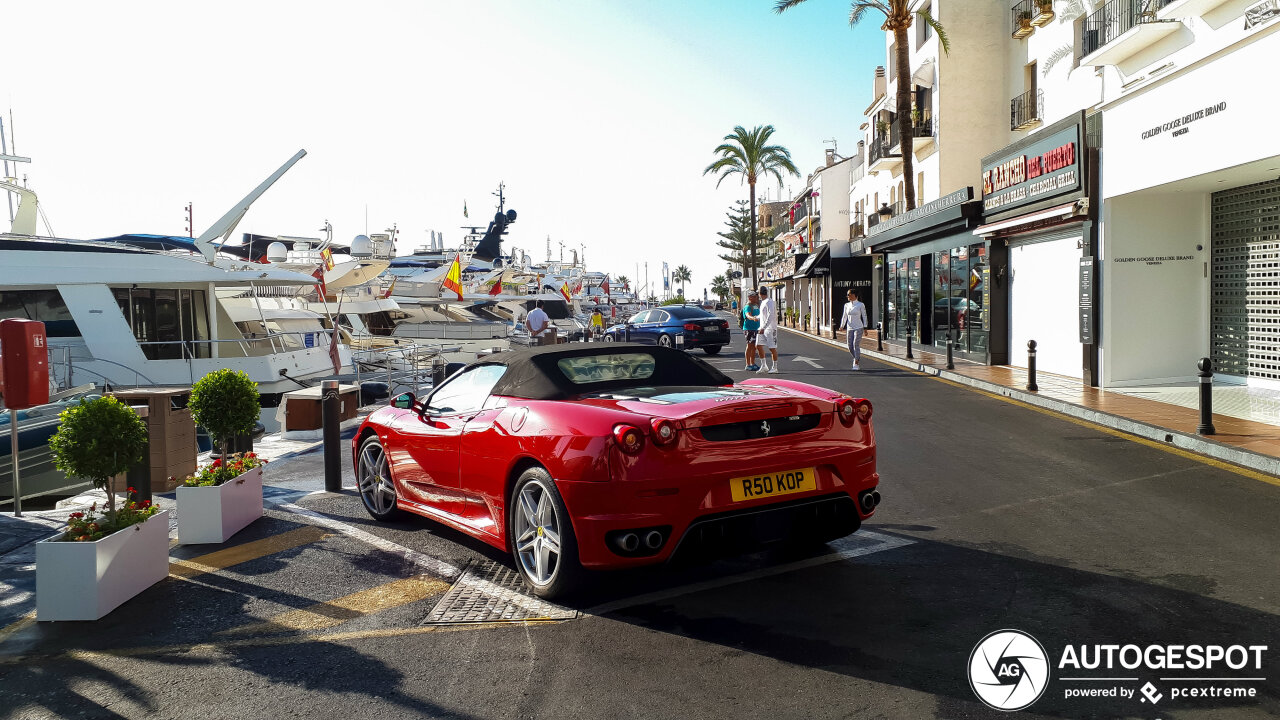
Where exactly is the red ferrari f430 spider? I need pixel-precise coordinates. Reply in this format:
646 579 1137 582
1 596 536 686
352 344 879 598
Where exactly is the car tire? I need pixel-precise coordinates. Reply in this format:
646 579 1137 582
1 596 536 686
703 345 722 355
509 466 583 599
657 333 674 348
603 333 615 342
356 435 401 521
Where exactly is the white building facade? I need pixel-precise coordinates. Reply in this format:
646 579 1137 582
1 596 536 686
1095 2 1280 388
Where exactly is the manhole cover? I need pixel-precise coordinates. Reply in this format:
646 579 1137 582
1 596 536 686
424 560 577 624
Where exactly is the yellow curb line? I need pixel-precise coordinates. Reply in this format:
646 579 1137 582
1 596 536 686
930 376 1280 489
218 575 451 636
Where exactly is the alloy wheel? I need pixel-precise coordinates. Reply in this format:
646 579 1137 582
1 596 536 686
357 440 396 516
512 479 562 586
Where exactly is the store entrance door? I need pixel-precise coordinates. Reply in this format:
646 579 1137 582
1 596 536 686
1211 178 1280 380
1009 228 1083 378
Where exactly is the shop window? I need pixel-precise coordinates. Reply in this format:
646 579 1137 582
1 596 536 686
968 244 989 356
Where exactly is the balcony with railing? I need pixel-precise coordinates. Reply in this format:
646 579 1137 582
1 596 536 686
1011 89 1044 131
1012 0 1035 38
1079 0 1182 66
868 124 902 172
909 115 934 152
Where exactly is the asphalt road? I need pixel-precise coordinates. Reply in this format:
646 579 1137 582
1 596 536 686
2 323 1277 719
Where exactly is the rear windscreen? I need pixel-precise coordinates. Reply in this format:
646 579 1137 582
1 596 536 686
556 353 656 384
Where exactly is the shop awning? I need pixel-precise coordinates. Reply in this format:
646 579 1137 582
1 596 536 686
973 201 1082 236
794 243 830 277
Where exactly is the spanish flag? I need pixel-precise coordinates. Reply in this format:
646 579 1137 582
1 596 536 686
559 281 572 303
488 270 506 297
382 276 398 299
442 254 464 301
320 247 335 271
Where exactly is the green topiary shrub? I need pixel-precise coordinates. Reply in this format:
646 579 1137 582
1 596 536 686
49 396 149 519
188 369 260 459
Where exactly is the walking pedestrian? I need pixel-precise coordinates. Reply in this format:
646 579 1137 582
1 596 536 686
741 292 761 371
838 289 868 370
757 286 779 373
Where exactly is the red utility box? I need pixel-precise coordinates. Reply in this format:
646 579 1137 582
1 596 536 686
0 319 51 410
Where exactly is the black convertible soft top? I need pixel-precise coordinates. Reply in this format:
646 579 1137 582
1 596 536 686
481 343 733 400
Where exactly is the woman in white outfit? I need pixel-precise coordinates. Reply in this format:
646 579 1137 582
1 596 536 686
838 289 868 370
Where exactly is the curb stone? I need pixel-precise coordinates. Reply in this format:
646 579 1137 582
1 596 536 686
780 326 1280 478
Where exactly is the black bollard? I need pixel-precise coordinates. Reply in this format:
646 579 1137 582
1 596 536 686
946 330 955 370
906 324 914 360
1197 357 1216 436
1026 339 1039 392
876 322 883 352
322 380 342 492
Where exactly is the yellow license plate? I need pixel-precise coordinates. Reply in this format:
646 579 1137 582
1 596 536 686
730 467 817 502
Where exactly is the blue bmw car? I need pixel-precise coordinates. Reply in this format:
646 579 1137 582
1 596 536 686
603 305 731 354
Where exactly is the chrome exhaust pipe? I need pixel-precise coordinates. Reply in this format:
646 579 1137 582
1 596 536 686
643 530 664 550
861 493 876 512
618 533 640 553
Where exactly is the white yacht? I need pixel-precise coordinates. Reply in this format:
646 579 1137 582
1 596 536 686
0 149 351 400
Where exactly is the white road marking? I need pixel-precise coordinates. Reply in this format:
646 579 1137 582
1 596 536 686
0 590 32 609
272 502 563 617
792 355 823 369
583 530 913 615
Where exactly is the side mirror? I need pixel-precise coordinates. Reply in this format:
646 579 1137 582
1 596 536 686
391 392 416 410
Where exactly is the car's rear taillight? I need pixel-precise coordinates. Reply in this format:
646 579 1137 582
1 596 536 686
613 424 645 454
650 418 678 447
720 321 729 330
836 398 857 426
683 323 700 331
856 400 873 423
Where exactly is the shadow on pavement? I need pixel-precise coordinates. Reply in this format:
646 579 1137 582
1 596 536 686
597 536 1280 718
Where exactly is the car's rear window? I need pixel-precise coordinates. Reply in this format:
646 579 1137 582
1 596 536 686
667 306 715 320
556 353 656 384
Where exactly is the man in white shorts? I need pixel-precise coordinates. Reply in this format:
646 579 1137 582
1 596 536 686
757 286 779 374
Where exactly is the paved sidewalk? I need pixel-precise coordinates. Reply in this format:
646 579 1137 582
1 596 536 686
784 326 1280 479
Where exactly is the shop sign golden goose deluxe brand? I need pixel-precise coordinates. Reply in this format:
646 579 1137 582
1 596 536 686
981 119 1084 214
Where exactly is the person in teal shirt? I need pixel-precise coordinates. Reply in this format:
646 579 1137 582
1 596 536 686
741 292 761 371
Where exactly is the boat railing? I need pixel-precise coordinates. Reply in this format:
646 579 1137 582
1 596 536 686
138 329 339 359
48 331 342 392
49 350 158 391
351 342 445 398
394 322 509 340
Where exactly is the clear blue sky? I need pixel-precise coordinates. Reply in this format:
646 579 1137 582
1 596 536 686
4 0 884 296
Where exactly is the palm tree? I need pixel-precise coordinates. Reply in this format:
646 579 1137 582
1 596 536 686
710 273 730 301
616 275 630 293
704 125 799 294
673 265 692 298
774 1 948 211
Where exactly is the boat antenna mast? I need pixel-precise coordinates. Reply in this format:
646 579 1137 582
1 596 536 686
193 149 307 264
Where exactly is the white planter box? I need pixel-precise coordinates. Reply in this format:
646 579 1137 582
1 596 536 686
176 466 263 544
36 509 171 622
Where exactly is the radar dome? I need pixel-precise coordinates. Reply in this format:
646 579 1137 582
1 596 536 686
350 235 373 258
266 242 288 263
